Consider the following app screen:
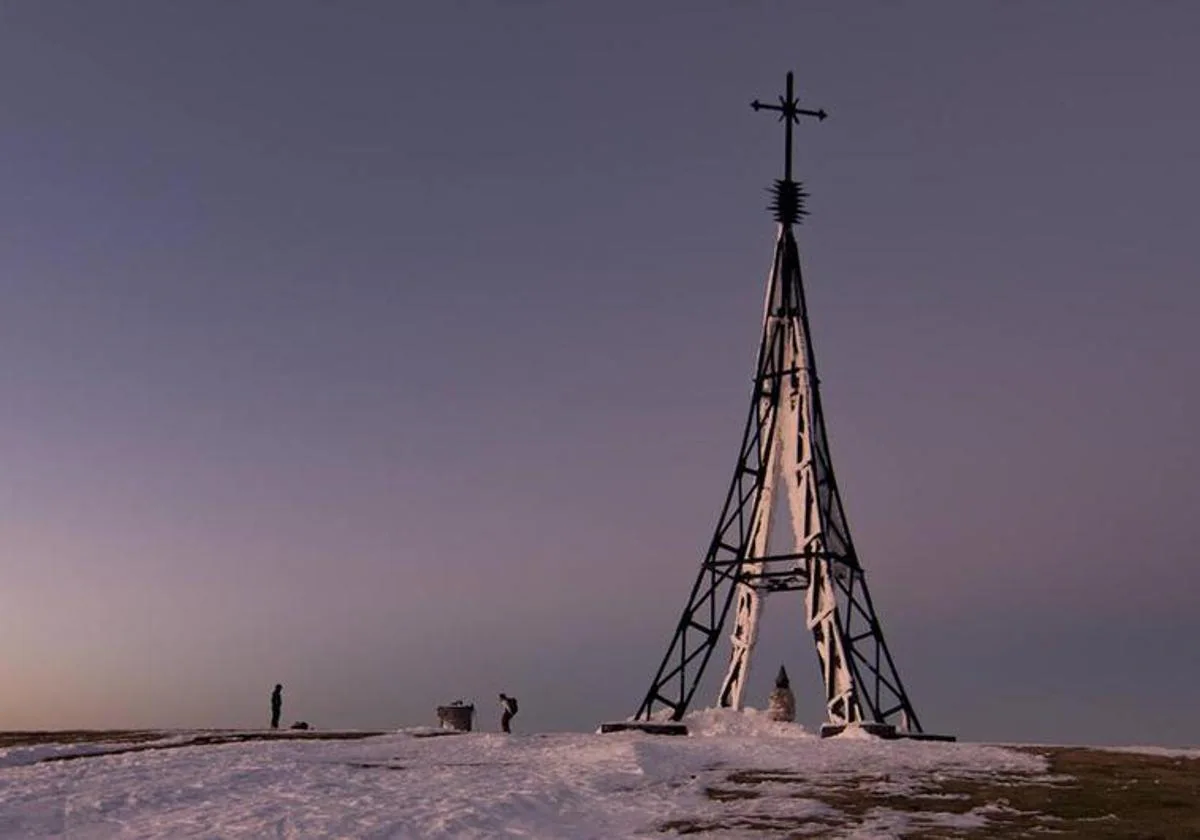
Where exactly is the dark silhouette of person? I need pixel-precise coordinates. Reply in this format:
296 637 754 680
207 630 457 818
270 684 283 729
498 692 518 733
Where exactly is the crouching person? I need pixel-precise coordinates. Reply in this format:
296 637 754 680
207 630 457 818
498 693 519 733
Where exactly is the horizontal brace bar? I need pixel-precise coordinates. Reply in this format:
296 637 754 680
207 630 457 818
705 551 845 567
755 367 805 381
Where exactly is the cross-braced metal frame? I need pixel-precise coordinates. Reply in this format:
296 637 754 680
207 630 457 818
633 73 924 734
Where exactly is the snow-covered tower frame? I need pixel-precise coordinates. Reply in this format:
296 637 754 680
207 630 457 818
634 73 925 736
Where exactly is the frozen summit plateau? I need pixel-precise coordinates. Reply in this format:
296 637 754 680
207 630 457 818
0 708 1077 838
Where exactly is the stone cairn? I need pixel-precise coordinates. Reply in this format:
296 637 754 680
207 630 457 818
766 665 796 722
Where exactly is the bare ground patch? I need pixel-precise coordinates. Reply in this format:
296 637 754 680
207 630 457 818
1 729 389 763
661 746 1200 838
0 731 172 750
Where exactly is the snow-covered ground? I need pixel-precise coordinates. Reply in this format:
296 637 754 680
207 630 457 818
0 710 1047 838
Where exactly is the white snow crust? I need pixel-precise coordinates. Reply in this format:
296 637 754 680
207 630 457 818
0 715 1046 838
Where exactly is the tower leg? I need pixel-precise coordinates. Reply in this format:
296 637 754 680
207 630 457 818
717 280 785 712
805 553 859 725
717 407 778 710
718 584 763 708
784 366 861 727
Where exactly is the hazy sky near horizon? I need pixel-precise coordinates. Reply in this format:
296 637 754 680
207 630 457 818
2 3 1198 745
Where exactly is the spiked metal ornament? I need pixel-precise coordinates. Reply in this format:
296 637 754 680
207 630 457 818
770 179 808 226
632 73 929 737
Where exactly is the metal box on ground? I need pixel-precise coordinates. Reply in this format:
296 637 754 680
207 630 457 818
437 703 475 732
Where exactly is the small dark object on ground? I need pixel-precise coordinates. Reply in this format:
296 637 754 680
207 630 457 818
289 721 310 730
411 729 466 739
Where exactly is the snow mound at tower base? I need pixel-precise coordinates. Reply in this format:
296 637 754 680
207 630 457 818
684 706 813 739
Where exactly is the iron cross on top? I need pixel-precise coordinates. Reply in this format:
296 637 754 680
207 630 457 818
751 72 827 183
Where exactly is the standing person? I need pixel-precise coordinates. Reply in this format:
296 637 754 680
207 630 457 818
270 684 283 730
498 692 518 733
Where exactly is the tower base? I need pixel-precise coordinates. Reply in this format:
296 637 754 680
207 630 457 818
820 722 956 742
598 721 689 736
820 722 896 739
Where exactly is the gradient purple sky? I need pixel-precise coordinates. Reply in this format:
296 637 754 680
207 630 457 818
2 3 1198 745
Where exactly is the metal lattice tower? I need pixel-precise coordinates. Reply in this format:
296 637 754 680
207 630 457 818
634 73 927 736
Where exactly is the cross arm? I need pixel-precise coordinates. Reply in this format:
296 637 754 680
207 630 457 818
750 100 828 121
